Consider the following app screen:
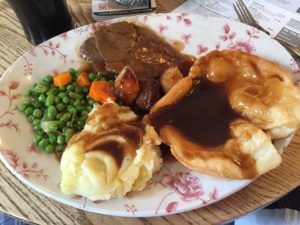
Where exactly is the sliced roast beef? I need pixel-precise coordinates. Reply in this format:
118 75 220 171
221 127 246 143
80 21 195 80
80 37 107 75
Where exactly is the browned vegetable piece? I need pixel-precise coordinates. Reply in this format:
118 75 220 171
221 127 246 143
136 79 160 111
160 67 184 93
114 66 140 104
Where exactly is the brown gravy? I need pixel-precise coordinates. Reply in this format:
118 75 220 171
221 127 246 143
150 78 240 147
89 140 124 168
82 126 142 168
160 143 176 163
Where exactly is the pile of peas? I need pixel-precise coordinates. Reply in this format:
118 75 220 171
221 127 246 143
18 68 111 154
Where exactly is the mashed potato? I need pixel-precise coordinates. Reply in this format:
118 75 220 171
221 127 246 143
60 103 162 200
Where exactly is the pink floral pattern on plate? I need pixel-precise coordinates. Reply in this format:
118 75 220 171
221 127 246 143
0 148 48 180
0 81 21 131
153 169 218 214
0 13 297 217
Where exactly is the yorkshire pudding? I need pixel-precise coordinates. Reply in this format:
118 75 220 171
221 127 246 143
149 50 300 179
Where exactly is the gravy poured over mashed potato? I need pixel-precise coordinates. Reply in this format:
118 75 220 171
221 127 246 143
60 102 162 200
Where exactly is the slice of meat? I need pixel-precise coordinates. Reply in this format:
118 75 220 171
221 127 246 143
95 22 137 61
80 21 195 80
133 26 194 78
80 37 107 75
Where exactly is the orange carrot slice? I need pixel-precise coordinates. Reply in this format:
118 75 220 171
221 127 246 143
76 72 91 87
89 81 117 104
53 72 72 86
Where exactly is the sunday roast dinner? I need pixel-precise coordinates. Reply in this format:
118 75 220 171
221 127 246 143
19 21 300 200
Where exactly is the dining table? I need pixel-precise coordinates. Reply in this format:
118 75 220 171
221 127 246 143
0 0 300 224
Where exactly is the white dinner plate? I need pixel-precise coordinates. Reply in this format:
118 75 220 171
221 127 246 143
0 13 299 217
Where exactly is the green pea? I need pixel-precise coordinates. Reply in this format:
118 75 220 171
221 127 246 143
75 71 81 78
33 134 43 144
38 94 46 102
60 113 71 123
18 102 28 112
47 87 58 95
22 99 32 106
88 99 94 106
32 119 40 126
34 83 49 93
57 135 65 145
62 127 68 133
108 80 114 84
66 84 74 92
76 105 86 113
43 75 53 84
81 110 89 117
54 96 60 104
28 115 34 122
55 144 65 152
95 75 105 81
59 86 66 91
68 68 76 77
36 129 44 136
49 134 57 144
56 112 63 120
25 107 33 115
67 105 76 113
74 86 82 94
45 145 55 153
56 103 65 111
47 105 57 116
33 109 42 118
73 99 81 107
38 139 48 149
65 128 75 141
47 112 56 120
58 92 67 99
62 97 70 104
33 124 40 131
32 100 42 108
24 89 32 96
68 92 82 99
88 73 96 81
45 95 55 106
66 121 72 128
